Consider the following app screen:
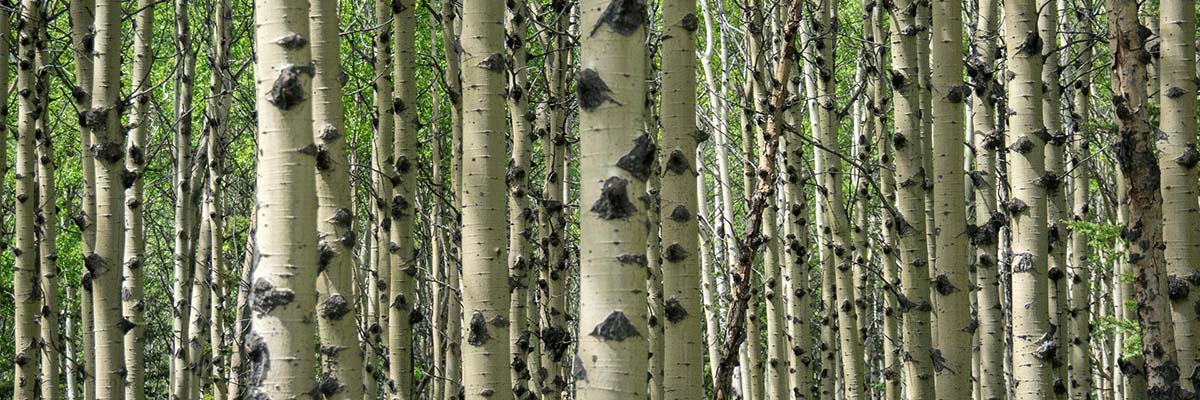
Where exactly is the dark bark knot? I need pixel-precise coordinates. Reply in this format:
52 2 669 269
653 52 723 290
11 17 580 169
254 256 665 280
267 64 315 110
275 33 308 50
668 205 692 222
1167 275 1190 302
617 134 657 181
251 278 296 314
591 176 637 220
664 297 688 323
320 294 352 320
589 311 641 341
616 253 648 267
664 149 691 175
664 243 690 263
931 274 958 295
478 53 506 72
578 68 618 111
680 13 699 32
467 311 491 346
1174 145 1200 169
590 0 648 37
1009 135 1034 154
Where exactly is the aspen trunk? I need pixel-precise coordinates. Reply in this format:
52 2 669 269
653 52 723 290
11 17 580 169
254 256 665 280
311 0 365 396
172 0 199 394
575 0 651 397
205 1 232 397
1005 0 1054 393
123 0 153 395
1067 12 1094 395
13 0 43 396
885 0 936 395
68 0 97 395
89 0 128 393
1039 0 1070 395
459 0 513 398
505 1 535 396
368 0 394 394
439 3 464 396
659 0 704 397
968 0 1004 394
930 0 971 394
387 0 419 396
783 68 813 400
32 6 59 398
246 0 319 395
1156 0 1200 391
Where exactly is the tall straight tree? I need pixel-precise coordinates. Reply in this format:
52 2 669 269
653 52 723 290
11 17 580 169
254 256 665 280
659 0 703 397
171 0 199 394
310 0 365 395
368 0 394 395
204 0 232 397
388 0 418 397
504 0 535 396
1108 0 1186 395
0 0 8 243
246 0 319 396
967 0 1004 395
123 0 154 396
34 10 58 398
1156 0 1200 390
1004 0 1053 393
929 0 971 394
459 0 513 398
575 0 650 397
1067 7 1094 396
88 0 128 392
68 0 96 395
886 0 936 395
12 0 43 397
1039 0 1070 394
438 5 466 392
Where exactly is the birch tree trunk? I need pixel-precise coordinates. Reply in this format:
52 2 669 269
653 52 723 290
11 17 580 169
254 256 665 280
368 0 394 394
1067 11 1094 395
505 1 535 396
33 7 59 398
68 0 96 395
172 0 198 394
388 0 419 396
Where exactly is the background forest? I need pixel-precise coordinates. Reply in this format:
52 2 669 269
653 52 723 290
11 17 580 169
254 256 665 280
0 0 1196 398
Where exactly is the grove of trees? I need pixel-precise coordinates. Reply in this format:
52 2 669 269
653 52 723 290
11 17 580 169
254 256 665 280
0 0 1198 398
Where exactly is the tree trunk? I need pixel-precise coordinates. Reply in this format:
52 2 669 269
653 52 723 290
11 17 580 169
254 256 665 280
32 5 58 398
660 0 704 397
68 0 97 395
1067 9 1093 395
460 0 512 398
1038 0 1070 395
13 0 43 397
1156 0 1200 391
246 0 319 395
89 0 127 393
387 0 419 396
968 0 1003 395
930 0 971 394
205 1 232 397
188 208 214 399
310 0 365 396
1005 0 1054 393
172 0 198 394
368 0 394 394
575 0 652 397
438 2 463 396
123 0 153 395
885 0 936 395
1108 0 1186 396
505 1 535 396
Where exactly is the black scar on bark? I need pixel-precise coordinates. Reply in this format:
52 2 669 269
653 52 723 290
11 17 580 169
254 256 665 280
930 349 953 373
467 312 491 346
664 149 690 175
315 146 333 171
590 0 648 37
251 278 295 313
92 142 125 165
244 331 270 392
1017 31 1042 56
664 297 688 323
478 53 506 72
1167 276 1189 301
945 84 969 104
317 243 336 273
320 294 352 320
117 317 136 334
663 243 689 262
617 134 657 181
591 176 637 220
267 64 315 110
1165 86 1186 98
331 208 354 227
1012 252 1034 273
616 254 648 267
1033 325 1060 364
931 274 958 295
1174 145 1200 169
578 69 618 111
668 205 691 222
589 311 641 341
275 33 307 50
680 13 699 32
573 354 588 382
1009 135 1034 154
